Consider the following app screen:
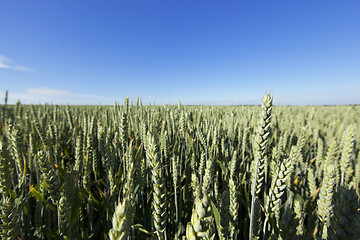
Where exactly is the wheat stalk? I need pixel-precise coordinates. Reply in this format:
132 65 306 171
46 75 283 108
249 93 273 240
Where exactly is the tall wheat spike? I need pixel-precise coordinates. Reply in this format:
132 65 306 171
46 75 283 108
317 164 336 239
316 138 324 176
249 93 273 240
172 156 179 224
307 167 317 199
294 199 304 238
265 150 294 233
229 151 239 239
146 132 167 240
0 137 11 196
340 125 355 186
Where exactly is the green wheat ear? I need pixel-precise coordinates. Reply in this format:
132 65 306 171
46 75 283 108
317 164 336 239
265 150 294 230
340 125 355 186
0 196 21 239
0 137 12 197
307 167 317 199
251 93 273 196
229 150 239 239
186 195 215 240
249 93 273 240
294 199 304 238
109 196 134 240
109 143 135 240
146 132 167 240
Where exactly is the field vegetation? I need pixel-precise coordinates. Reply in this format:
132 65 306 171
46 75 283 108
0 93 359 239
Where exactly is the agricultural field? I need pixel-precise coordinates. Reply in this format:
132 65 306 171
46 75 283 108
0 94 359 239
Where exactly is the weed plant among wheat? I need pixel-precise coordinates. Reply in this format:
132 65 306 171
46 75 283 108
0 94 359 239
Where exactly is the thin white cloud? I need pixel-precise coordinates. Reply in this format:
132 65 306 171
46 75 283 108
0 55 35 72
1 87 119 105
27 87 71 97
76 93 119 101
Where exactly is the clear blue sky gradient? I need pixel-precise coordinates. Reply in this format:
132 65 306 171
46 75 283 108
0 1 359 105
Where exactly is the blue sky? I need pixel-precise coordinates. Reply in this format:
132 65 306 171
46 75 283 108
0 1 359 105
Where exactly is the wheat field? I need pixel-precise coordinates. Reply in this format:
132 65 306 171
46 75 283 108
0 94 359 239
